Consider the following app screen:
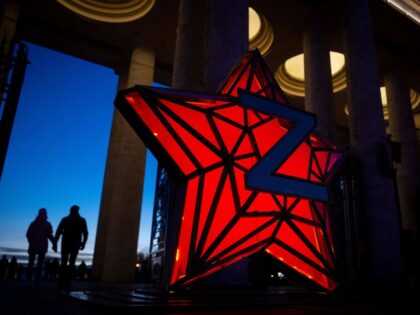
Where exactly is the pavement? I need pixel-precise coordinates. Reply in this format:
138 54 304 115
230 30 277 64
0 279 417 315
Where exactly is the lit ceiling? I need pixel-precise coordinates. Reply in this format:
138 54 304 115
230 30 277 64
57 0 155 23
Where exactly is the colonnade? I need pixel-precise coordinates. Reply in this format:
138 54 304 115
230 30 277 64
1 0 417 286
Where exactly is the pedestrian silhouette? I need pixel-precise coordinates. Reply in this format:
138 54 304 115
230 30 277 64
26 208 56 284
54 205 88 289
7 256 18 280
77 260 88 280
0 255 8 280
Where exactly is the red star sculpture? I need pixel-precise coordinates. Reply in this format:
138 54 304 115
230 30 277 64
116 51 343 291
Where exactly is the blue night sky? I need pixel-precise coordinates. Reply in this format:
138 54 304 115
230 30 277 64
0 42 158 260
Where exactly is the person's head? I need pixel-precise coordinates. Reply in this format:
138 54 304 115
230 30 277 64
70 205 80 216
38 208 47 220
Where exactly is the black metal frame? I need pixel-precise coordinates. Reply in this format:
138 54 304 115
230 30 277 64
115 50 344 291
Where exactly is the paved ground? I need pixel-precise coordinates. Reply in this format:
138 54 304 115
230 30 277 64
0 280 417 315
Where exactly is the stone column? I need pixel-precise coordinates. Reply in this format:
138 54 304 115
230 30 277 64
172 0 248 91
92 45 155 283
385 68 419 238
303 23 335 140
204 0 249 92
172 0 207 91
342 0 402 282
164 0 248 288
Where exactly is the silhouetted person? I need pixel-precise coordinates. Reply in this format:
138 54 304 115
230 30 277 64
54 205 88 289
7 256 18 280
77 260 88 281
0 255 8 280
26 208 56 283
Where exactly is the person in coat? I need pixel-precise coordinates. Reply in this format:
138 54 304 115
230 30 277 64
54 205 88 289
26 208 56 283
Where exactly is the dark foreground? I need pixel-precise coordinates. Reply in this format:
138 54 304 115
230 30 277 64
0 280 417 315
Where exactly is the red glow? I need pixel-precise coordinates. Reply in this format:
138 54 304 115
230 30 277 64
290 199 313 221
202 175 236 255
120 51 343 291
235 134 253 156
215 105 245 126
247 192 281 213
196 167 224 249
233 167 253 207
160 110 221 168
209 217 275 260
276 142 311 180
125 93 196 175
252 118 288 156
159 98 221 149
267 243 336 291
214 117 244 152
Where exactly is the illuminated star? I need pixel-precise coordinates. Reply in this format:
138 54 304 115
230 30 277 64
116 51 343 291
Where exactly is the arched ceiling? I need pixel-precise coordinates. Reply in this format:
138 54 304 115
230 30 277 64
18 0 420 131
